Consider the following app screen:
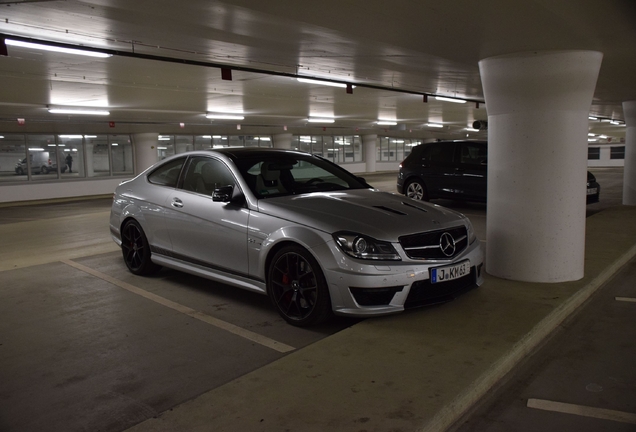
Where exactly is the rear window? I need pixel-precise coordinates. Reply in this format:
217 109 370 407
147 157 186 187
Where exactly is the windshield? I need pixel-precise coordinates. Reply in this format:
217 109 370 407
233 153 369 199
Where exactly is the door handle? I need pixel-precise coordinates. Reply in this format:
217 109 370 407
171 198 183 208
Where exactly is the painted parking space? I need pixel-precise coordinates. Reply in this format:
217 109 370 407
455 257 636 432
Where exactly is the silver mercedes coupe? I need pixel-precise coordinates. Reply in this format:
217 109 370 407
110 148 484 326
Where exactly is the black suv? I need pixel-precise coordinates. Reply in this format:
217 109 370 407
397 140 600 204
397 140 488 202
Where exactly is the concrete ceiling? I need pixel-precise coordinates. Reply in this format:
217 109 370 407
0 0 634 142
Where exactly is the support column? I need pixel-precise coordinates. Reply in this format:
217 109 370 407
622 100 636 205
132 133 159 174
479 51 603 282
362 134 377 173
272 133 293 149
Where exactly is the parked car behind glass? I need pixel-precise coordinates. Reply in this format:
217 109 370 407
111 148 484 326
14 151 67 175
397 140 600 204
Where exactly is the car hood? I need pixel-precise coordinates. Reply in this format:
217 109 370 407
256 189 468 240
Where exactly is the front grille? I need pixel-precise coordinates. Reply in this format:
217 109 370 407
404 267 476 308
399 226 468 260
349 286 404 306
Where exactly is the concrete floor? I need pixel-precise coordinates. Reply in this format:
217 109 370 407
454 258 636 432
0 168 634 432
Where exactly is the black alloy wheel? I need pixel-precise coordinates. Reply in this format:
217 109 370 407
267 245 331 326
121 220 161 275
405 179 429 201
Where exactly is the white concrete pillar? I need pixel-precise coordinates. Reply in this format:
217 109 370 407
622 100 636 205
480 51 603 283
132 133 159 174
84 143 93 177
362 134 377 173
272 133 293 149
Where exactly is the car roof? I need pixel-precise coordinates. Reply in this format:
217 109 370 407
206 147 315 160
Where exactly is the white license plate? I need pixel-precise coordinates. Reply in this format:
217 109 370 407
430 261 470 284
587 188 598 195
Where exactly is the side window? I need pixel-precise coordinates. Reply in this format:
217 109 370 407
459 143 487 165
147 157 186 187
428 143 456 163
181 156 235 196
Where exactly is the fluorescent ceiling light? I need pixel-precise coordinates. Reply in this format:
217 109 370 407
5 39 112 58
0 136 4 139
435 96 466 104
206 112 244 120
588 139 597 142
588 116 598 120
157 147 168 150
610 120 621 125
259 137 271 141
425 122 444 128
297 78 354 89
49 108 110 115
599 135 608 139
465 128 479 132
392 140 405 143
588 133 596 136
29 148 44 151
59 135 83 139
308 117 335 123
111 143 119 146
377 120 397 126
158 136 171 141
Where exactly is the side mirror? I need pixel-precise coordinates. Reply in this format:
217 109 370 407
213 185 234 202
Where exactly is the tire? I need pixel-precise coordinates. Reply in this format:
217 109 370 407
40 166 48 174
267 245 332 326
16 167 24 175
405 178 429 201
120 220 161 275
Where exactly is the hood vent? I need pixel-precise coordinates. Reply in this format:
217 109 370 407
401 201 428 213
373 205 407 216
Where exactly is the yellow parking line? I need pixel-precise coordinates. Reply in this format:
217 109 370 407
527 398 636 424
615 297 636 303
61 259 296 354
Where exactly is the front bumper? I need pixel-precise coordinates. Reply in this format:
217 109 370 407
319 237 484 317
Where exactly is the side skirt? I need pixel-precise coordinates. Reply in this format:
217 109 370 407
151 254 267 295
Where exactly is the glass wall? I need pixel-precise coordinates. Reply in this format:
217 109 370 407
58 135 85 178
110 135 133 176
0 133 134 184
2 132 417 186
290 135 363 164
610 146 625 159
588 147 600 160
0 134 27 183
377 137 421 162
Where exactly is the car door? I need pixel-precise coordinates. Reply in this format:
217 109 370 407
420 142 459 199
455 142 487 201
163 156 250 276
139 156 188 252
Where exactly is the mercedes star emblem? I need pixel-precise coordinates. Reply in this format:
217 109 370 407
439 232 456 257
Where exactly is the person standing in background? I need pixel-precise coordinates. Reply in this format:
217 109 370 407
66 153 73 173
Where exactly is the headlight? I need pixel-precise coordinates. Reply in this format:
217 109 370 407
333 232 401 261
466 219 477 244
